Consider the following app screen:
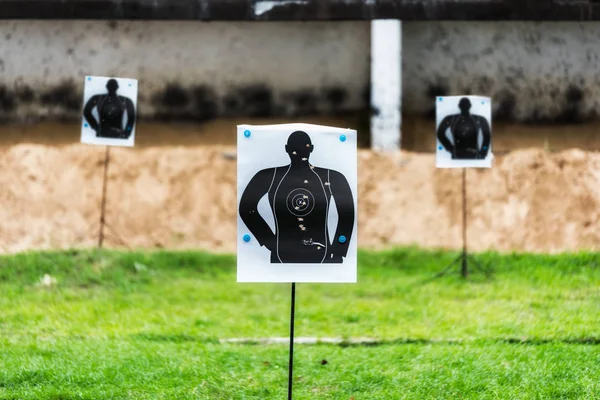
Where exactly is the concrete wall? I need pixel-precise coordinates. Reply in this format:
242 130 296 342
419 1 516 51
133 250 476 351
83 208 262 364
0 20 370 122
404 21 600 123
1 20 600 123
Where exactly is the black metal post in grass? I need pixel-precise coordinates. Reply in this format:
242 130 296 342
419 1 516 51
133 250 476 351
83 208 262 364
98 146 110 249
288 282 296 400
432 168 491 280
461 167 468 278
94 146 131 250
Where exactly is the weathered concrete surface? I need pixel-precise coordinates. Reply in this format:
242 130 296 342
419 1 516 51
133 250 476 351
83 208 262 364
3 20 600 123
1 0 599 21
0 20 369 122
403 21 600 123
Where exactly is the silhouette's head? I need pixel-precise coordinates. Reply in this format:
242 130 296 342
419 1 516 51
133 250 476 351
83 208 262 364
106 79 119 94
458 97 471 113
285 130 313 163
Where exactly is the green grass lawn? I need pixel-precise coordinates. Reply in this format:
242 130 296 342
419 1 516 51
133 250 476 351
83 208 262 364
1 248 599 399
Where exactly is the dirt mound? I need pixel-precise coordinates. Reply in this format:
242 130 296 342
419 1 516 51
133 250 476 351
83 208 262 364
1 144 598 254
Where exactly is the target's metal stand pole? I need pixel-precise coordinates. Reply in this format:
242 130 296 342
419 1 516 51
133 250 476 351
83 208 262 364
288 282 296 400
428 168 491 281
461 168 492 278
461 168 468 278
98 146 110 249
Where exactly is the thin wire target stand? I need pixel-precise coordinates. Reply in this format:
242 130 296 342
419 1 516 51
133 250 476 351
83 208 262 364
432 168 492 280
89 146 130 250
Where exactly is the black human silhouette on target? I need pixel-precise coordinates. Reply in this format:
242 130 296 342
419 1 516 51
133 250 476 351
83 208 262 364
83 79 136 139
437 97 491 160
239 130 355 264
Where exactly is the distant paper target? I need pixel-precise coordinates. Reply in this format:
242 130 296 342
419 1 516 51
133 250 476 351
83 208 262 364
80 75 138 147
436 95 493 168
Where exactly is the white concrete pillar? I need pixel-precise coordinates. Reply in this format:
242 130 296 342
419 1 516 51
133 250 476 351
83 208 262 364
370 20 402 151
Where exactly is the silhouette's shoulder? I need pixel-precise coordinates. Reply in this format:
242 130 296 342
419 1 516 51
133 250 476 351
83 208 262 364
439 114 457 124
255 165 289 177
312 166 345 181
327 169 347 180
255 167 277 176
310 165 327 175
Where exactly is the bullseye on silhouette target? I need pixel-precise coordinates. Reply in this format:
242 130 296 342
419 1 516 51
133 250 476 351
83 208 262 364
80 76 138 147
436 95 493 168
287 188 315 216
237 123 358 283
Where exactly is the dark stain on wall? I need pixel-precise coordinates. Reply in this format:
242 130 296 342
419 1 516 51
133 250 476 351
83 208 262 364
370 105 380 117
0 84 16 112
476 76 494 94
154 83 191 108
223 84 273 118
192 85 218 122
426 82 449 99
323 87 348 110
495 91 516 120
39 80 80 111
15 85 35 102
556 85 585 123
517 85 589 124
241 85 273 117
424 82 449 118
361 83 380 119
289 89 318 116
3 79 597 125
362 84 370 105
565 85 584 103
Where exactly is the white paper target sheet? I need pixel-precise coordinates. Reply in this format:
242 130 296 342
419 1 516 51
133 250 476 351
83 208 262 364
80 75 138 148
436 95 493 168
237 123 358 283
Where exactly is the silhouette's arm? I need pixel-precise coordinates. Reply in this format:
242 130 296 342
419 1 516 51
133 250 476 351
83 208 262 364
478 116 491 158
328 170 355 259
123 97 136 136
436 116 454 153
83 95 100 131
239 168 277 251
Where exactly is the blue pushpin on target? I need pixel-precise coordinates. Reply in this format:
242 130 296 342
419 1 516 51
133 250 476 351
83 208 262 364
243 234 251 243
338 235 347 244
244 130 251 138
339 134 346 142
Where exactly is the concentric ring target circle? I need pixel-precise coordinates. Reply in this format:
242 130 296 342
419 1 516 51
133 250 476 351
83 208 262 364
286 188 315 217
